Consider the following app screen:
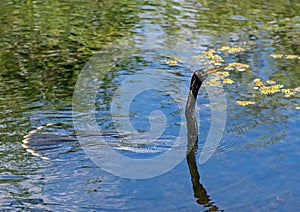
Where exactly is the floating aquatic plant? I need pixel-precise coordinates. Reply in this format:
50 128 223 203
203 49 216 56
249 78 299 109
252 78 297 97
191 49 225 66
266 80 277 85
285 55 300 59
219 46 246 54
225 62 249 72
201 50 225 65
208 55 224 65
162 59 178 66
270 54 300 59
270 54 284 59
187 48 298 110
259 85 281 95
294 87 300 92
281 89 295 97
236 101 256 106
205 79 222 86
219 71 230 77
253 78 264 88
222 78 234 85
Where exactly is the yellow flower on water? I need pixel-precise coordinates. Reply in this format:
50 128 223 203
219 46 245 54
223 78 234 84
259 85 281 95
225 62 249 71
296 107 300 110
163 59 178 66
219 71 230 77
236 100 256 106
270 54 284 58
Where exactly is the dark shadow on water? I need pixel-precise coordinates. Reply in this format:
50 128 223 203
187 148 221 211
185 68 224 211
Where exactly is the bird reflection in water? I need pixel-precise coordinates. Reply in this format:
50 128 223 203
185 67 225 211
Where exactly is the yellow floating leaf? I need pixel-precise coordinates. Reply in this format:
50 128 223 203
270 54 284 58
285 54 299 59
194 49 225 65
281 88 291 93
205 79 222 86
253 78 264 87
212 55 224 62
203 49 216 56
236 100 256 106
270 54 300 59
219 71 230 77
208 55 224 65
259 85 281 95
223 78 234 84
162 59 178 66
219 46 230 51
225 62 249 71
281 89 295 97
219 46 245 54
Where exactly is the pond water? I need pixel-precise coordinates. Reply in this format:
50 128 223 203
1 0 300 211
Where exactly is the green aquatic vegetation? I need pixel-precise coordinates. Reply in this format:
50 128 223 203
204 70 232 86
188 47 299 109
218 46 246 54
191 49 225 66
252 78 299 97
224 62 249 72
259 85 282 95
190 47 250 69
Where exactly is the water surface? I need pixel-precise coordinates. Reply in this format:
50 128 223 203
0 0 300 211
